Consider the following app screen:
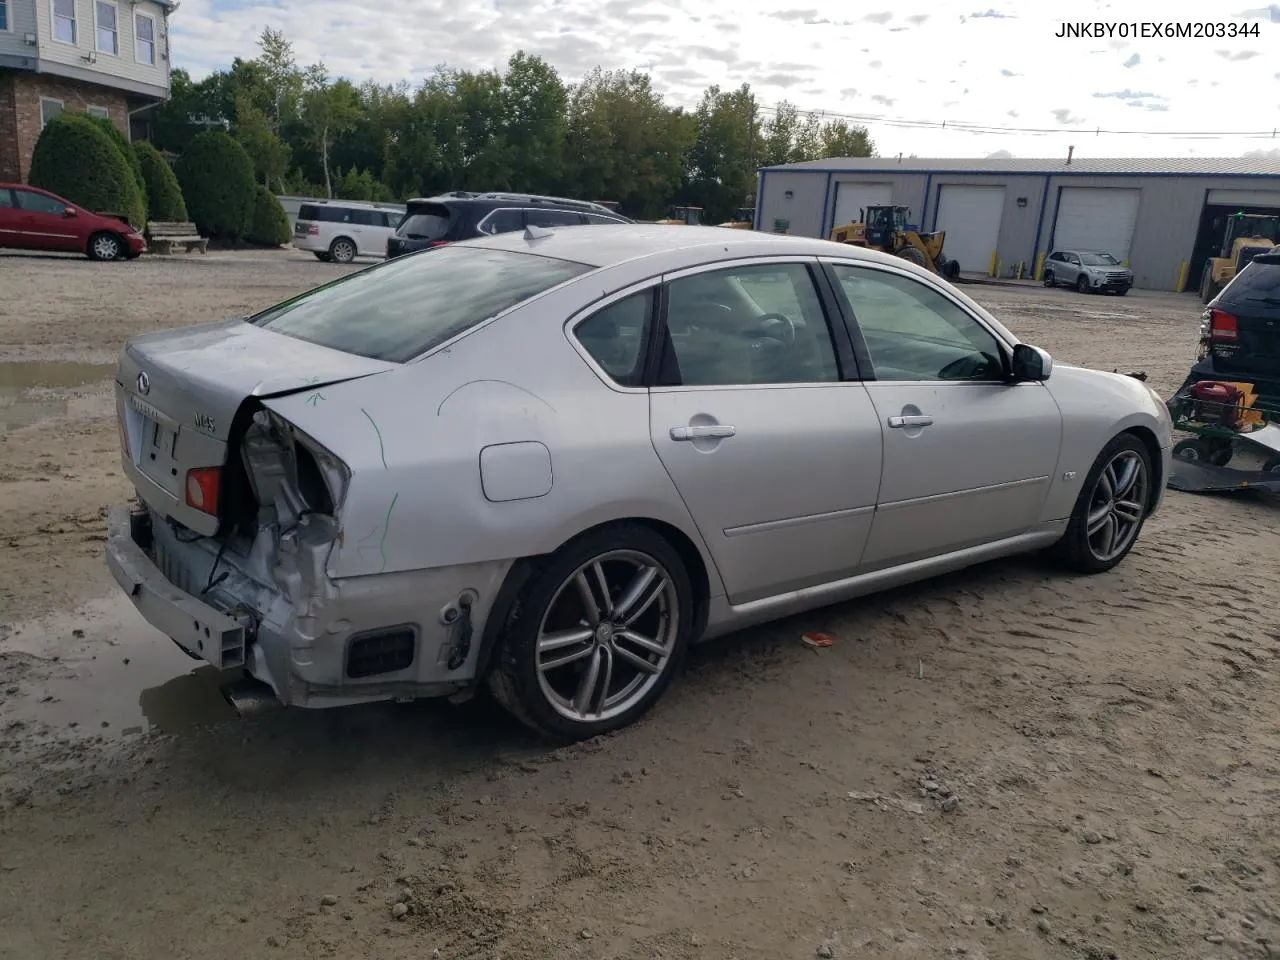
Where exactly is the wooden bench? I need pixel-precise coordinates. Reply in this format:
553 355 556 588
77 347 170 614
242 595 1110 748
148 221 208 255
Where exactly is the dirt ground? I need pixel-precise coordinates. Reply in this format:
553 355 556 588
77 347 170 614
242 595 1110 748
2 249 1279 960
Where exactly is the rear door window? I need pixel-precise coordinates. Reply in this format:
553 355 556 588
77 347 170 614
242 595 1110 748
583 213 625 225
397 204 451 240
526 208 584 228
476 208 525 235
250 246 593 363
349 209 377 226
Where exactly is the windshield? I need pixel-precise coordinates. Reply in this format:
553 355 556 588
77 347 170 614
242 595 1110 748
1080 253 1120 266
396 204 451 240
250 247 593 362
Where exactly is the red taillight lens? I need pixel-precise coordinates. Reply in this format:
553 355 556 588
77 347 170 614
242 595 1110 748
426 240 450 248
1209 309 1238 341
185 467 221 515
307 224 319 235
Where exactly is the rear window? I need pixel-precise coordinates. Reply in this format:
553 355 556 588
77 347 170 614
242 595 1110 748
249 247 592 363
1220 255 1280 305
397 204 451 240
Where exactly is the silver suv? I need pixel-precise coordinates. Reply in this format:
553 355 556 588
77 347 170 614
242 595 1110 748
1043 249 1134 296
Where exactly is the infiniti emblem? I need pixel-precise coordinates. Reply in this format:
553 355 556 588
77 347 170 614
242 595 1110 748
136 371 150 395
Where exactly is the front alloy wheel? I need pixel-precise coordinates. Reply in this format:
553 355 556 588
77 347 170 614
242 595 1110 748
88 232 122 261
1049 433 1152 573
1076 274 1090 294
489 524 693 740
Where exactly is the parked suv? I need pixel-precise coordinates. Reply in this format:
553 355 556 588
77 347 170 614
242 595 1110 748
1043 249 1134 295
1177 252 1280 401
0 183 145 260
293 200 406 264
386 192 632 258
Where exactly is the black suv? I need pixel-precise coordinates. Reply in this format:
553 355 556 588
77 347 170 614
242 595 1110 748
386 192 633 258
1178 251 1280 400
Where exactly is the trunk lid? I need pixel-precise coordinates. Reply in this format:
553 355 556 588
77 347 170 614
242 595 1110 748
116 317 395 534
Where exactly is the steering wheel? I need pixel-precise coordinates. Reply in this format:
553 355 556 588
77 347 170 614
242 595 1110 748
746 312 796 347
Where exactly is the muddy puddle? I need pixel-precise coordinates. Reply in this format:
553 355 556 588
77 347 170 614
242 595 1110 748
0 360 114 433
0 593 238 742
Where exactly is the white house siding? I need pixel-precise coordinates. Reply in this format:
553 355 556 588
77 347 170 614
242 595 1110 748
34 0 168 91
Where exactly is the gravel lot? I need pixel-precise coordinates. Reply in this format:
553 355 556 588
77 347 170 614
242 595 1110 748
2 248 1279 960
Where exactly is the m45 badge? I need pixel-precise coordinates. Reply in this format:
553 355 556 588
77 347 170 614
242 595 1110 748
193 412 216 433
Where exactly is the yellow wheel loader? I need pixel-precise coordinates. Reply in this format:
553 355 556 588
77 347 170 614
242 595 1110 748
652 205 703 226
828 204 960 279
1200 213 1279 303
718 206 755 230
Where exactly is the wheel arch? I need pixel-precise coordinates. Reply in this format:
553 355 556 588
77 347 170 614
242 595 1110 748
87 229 124 258
1119 424 1164 512
472 515 715 684
329 234 357 255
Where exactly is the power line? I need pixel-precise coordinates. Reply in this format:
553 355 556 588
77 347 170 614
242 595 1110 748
754 101 1280 140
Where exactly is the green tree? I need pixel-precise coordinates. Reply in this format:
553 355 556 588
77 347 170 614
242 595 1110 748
233 91 292 189
176 129 257 240
501 51 566 193
301 64 362 197
818 119 876 159
29 114 147 229
684 83 760 223
81 113 148 218
254 27 303 132
762 101 800 166
248 184 291 245
133 139 189 221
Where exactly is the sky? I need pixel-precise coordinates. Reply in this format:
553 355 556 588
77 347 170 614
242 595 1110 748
170 0 1280 161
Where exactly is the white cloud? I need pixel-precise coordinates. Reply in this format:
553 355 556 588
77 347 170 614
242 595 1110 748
170 0 1278 159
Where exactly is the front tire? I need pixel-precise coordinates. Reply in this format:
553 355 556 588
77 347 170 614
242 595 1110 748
1049 433 1152 574
488 523 694 741
1076 275 1090 294
87 232 122 261
1043 270 1055 287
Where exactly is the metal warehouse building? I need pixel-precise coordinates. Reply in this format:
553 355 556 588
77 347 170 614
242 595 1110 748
754 156 1280 292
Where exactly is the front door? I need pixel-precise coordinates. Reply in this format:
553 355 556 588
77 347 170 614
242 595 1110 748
12 188 81 252
826 261 1062 569
648 259 883 605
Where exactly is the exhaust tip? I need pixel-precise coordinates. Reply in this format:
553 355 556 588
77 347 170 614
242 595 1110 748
221 677 282 717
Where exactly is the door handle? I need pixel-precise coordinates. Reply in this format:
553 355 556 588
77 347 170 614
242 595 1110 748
670 424 736 441
887 414 934 429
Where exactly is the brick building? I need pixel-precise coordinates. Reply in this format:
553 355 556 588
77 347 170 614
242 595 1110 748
0 0 175 182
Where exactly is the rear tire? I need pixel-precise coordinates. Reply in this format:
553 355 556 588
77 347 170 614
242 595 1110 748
1043 270 1055 287
894 245 930 269
487 523 694 741
1049 433 1152 574
1263 456 1280 475
1174 437 1232 466
329 237 356 264
87 232 122 261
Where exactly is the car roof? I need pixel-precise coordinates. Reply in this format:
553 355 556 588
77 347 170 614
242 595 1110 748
457 224 892 269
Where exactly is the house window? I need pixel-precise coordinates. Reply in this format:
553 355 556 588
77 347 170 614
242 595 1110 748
86 105 110 119
95 0 118 55
40 98 64 128
52 0 75 43
0 0 10 32
134 12 155 64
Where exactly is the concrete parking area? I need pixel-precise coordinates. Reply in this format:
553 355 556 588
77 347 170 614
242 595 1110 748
2 249 1279 960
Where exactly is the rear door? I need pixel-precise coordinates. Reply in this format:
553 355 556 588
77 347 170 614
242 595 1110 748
825 260 1062 569
12 188 81 252
1209 256 1280 389
0 188 20 247
349 208 381 255
647 257 883 605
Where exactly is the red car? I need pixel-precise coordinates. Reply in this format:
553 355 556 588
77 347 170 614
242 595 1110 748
0 183 146 260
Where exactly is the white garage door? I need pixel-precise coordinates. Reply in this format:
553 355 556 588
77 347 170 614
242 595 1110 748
832 181 893 231
1052 187 1142 263
1207 189 1280 208
933 185 1006 273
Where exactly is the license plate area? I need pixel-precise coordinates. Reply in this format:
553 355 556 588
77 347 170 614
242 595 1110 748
126 393 183 496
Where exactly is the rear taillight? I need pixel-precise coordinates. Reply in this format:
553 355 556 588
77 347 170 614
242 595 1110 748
1209 309 1238 341
307 224 320 235
185 467 221 516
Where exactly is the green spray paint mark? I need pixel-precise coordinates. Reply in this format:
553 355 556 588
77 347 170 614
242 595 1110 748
378 492 399 573
305 391 326 406
360 407 387 469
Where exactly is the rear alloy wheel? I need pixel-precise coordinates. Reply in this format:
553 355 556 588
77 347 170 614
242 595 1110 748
1043 270 1055 287
488 524 693 741
1050 433 1152 573
329 237 356 264
1076 274 1090 294
88 232 122 261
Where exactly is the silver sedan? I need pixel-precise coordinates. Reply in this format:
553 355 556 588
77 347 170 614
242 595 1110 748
106 225 1173 740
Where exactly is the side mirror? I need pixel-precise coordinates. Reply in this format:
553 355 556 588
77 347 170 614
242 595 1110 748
63 208 78 218
1011 343 1053 382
